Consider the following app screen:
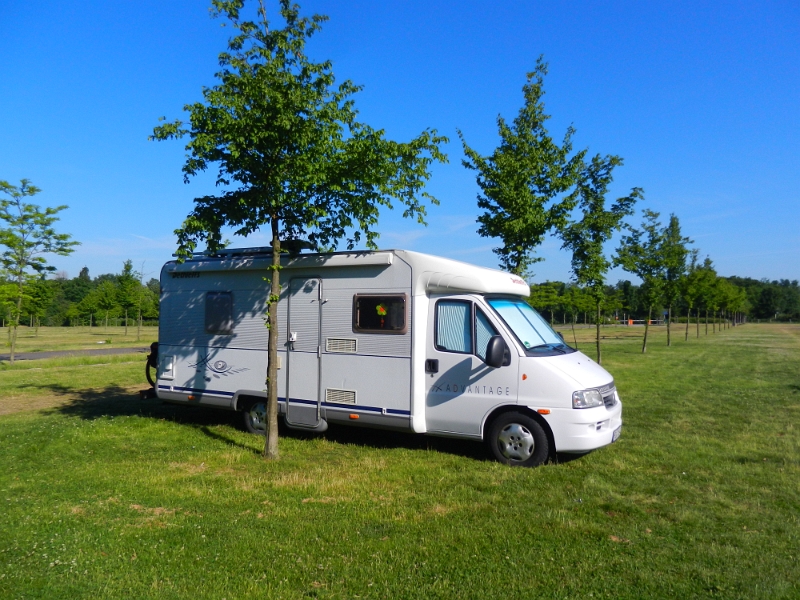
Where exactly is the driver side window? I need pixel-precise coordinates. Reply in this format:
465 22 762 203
435 300 499 362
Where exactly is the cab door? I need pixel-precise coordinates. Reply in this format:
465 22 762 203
424 296 518 436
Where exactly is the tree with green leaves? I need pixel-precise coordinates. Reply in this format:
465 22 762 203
660 214 692 346
459 58 585 277
151 0 447 459
116 260 138 336
615 209 665 353
682 249 702 341
24 278 54 336
528 282 561 325
696 257 718 335
558 154 640 364
92 281 118 329
0 179 78 361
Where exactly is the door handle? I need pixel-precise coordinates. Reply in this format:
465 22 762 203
425 359 439 373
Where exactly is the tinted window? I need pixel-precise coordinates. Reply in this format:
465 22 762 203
205 292 233 335
353 294 407 334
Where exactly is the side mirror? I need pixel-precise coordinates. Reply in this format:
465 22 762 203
485 335 508 368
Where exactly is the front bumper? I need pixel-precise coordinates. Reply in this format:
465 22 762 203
535 395 623 453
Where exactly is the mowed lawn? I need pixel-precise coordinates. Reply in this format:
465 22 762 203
1 325 156 355
0 325 798 598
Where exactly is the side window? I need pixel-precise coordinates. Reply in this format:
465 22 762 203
435 300 472 353
475 309 498 361
353 294 407 334
205 292 234 335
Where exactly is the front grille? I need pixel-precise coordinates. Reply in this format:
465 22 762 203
603 390 617 408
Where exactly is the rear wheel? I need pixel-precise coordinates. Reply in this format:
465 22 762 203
242 401 267 435
487 412 549 467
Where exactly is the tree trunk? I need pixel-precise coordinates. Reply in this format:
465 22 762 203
705 309 708 335
667 304 672 346
264 218 282 460
124 309 129 336
10 280 24 363
642 305 652 354
685 307 690 342
696 308 700 338
137 307 142 342
571 313 578 349
596 302 601 364
105 311 109 329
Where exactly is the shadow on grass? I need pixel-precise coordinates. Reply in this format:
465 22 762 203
35 383 493 463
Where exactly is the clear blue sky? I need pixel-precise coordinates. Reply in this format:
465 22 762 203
2 0 798 284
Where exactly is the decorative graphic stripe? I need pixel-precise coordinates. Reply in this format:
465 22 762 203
158 386 411 416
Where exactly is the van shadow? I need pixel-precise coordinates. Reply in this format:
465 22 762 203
38 384 493 463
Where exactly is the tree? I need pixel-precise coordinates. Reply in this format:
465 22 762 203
528 282 561 324
615 209 665 353
660 214 692 346
151 0 447 459
93 281 118 329
25 278 54 335
117 260 138 336
0 179 78 361
459 58 585 277
558 154 640 364
682 250 702 341
696 257 718 335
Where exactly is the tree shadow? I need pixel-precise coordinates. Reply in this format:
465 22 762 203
35 383 494 462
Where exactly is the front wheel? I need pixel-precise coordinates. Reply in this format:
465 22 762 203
242 401 268 435
487 412 549 467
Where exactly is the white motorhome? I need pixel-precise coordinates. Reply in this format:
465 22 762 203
150 248 621 466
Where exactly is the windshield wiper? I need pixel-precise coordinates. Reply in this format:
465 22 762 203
529 343 567 354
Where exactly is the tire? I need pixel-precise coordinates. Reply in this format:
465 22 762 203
487 411 549 467
242 400 268 435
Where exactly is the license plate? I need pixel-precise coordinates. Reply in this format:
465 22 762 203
612 425 622 442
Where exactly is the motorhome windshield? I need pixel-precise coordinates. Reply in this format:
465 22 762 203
487 298 573 354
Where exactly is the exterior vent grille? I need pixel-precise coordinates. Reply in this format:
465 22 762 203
326 388 356 405
326 338 357 353
603 390 617 408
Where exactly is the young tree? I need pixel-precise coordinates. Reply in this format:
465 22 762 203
558 154 640 364
0 179 78 361
615 210 665 353
459 58 585 277
696 257 718 335
93 281 118 329
151 0 447 459
116 260 138 336
682 250 702 341
528 282 561 325
25 278 54 335
660 214 692 346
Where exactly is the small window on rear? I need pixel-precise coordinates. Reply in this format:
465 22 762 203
353 294 407 334
205 292 234 335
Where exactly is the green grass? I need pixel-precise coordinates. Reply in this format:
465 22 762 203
0 325 798 598
1 325 156 354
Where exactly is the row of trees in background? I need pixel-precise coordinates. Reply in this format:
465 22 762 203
528 274 798 331
0 261 159 333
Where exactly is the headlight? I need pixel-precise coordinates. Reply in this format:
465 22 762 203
572 389 604 409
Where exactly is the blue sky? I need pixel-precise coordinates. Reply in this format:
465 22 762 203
1 0 798 284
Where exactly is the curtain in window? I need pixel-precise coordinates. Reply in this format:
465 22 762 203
437 301 471 352
475 310 497 360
